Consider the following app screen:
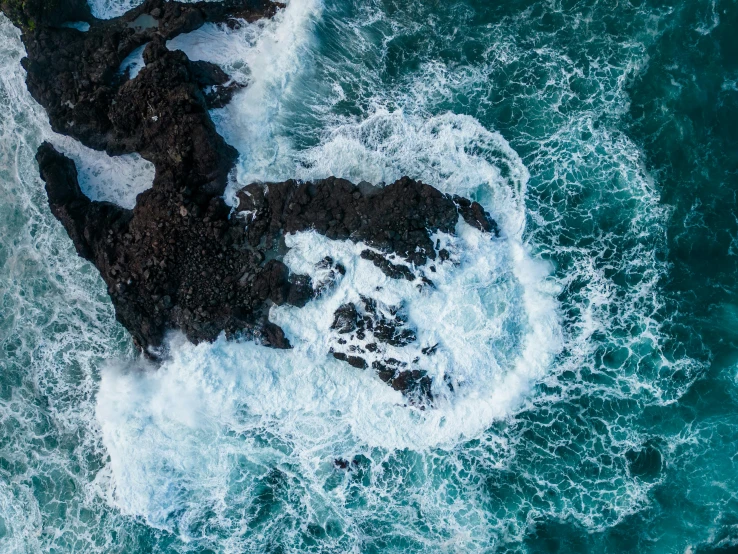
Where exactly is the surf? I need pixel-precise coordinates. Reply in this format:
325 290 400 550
46 0 564 539
0 0 722 551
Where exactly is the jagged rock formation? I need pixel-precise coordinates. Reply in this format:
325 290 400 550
3 0 499 401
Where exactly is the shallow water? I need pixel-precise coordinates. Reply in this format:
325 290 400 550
1 0 737 552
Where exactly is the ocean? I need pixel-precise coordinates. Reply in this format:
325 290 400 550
0 0 737 552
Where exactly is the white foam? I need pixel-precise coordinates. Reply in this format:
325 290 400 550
97 197 563 524
60 21 90 32
88 0 212 20
292 110 530 237
51 137 154 209
98 218 562 524
0 14 143 552
279 224 561 404
165 0 323 202
93 0 565 527
88 0 141 19
0 13 154 210
117 42 147 80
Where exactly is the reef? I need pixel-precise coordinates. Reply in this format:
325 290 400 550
2 0 499 401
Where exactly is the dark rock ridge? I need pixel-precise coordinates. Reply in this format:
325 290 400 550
3 0 499 401
5 0 281 204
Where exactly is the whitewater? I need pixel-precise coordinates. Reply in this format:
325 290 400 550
2 0 737 552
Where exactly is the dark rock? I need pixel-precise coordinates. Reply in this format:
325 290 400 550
331 304 360 335
333 458 350 470
324 295 433 404
314 257 345 296
5 0 499 401
422 343 439 356
190 60 245 109
332 352 368 369
372 360 432 404
360 250 415 281
261 321 291 350
287 274 313 308
236 176 496 269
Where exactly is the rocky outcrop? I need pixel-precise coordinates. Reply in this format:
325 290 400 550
236 177 498 267
9 0 279 203
4 0 499 402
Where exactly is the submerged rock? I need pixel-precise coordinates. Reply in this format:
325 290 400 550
4 0 499 401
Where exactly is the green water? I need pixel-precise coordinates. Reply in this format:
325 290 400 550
1 0 738 552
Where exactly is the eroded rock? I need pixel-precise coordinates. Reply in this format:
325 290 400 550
5 0 499 402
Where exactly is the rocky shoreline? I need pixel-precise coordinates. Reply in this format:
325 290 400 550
2 0 499 402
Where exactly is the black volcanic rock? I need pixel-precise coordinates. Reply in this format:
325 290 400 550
4 0 499 401
0 0 92 29
9 0 279 160
236 177 497 268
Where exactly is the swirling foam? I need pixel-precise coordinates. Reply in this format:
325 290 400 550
94 0 565 533
0 0 712 550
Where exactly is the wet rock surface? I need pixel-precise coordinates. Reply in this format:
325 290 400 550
329 297 431 399
4 0 499 401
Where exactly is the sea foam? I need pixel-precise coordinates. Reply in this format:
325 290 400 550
0 0 699 549
94 0 564 531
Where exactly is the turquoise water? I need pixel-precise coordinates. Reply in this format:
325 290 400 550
1 0 737 552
